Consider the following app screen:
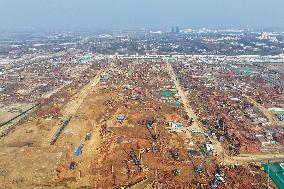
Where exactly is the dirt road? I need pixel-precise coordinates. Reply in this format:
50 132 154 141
244 95 280 126
166 63 202 132
223 152 284 164
62 70 104 117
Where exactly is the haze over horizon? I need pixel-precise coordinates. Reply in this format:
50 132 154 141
0 0 284 31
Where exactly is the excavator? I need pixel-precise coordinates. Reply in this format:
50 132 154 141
124 148 141 166
194 155 208 174
210 168 225 188
146 122 159 153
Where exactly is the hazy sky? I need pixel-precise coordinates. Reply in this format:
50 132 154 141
0 0 283 30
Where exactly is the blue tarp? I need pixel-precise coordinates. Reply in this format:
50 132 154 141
74 144 84 157
175 123 183 128
117 115 126 122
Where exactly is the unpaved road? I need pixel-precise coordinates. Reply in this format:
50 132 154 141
166 63 202 132
223 152 284 164
62 70 104 117
244 95 281 126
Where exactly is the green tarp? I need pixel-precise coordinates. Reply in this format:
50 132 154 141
167 101 182 107
262 162 284 189
160 91 172 98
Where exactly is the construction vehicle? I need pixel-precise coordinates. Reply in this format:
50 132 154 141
124 148 141 166
194 156 208 174
69 161 76 170
170 148 179 161
146 123 159 153
124 147 149 173
146 122 159 141
215 118 224 130
147 121 154 129
184 113 194 125
172 169 181 176
210 169 224 188
85 132 92 141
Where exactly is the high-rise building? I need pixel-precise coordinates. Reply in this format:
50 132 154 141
171 26 180 34
171 27 176 33
175 27 180 33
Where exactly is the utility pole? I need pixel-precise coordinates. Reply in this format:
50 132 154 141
222 151 225 166
111 165 116 186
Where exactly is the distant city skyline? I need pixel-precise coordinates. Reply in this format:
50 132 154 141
0 0 284 31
